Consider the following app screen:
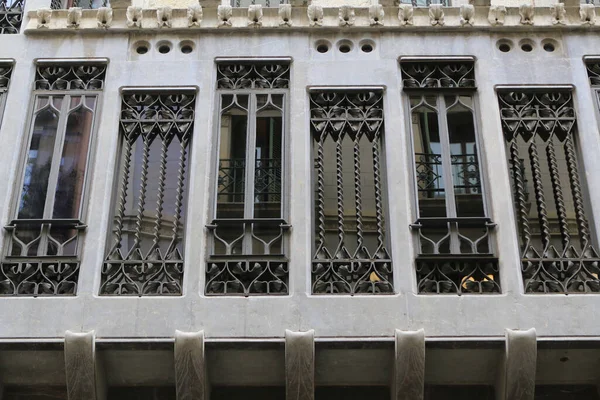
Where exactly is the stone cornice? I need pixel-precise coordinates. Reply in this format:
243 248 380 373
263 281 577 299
23 3 600 34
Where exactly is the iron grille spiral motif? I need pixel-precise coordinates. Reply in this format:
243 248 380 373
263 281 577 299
310 90 393 295
0 0 23 34
35 64 107 91
217 63 290 90
499 89 600 293
401 61 475 89
101 92 195 296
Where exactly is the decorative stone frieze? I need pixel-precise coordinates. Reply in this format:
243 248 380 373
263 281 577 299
307 4 322 26
460 4 474 26
519 3 534 25
580 3 595 24
67 7 82 28
338 5 355 26
279 3 292 26
551 2 566 25
97 7 112 28
157 6 172 28
488 5 506 25
248 4 262 27
187 4 202 27
398 4 413 25
126 5 142 27
36 8 52 28
429 4 444 26
369 4 384 26
217 4 232 27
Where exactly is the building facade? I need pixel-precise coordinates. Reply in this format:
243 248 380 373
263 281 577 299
1 0 600 398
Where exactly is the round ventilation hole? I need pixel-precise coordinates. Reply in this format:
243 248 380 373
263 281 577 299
136 45 148 54
315 40 331 54
499 43 510 52
521 43 533 52
158 45 171 54
181 45 193 54
337 40 354 54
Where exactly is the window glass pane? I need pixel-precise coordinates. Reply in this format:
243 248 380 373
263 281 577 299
254 94 283 219
217 95 248 219
411 96 446 218
446 95 484 217
18 97 61 219
52 96 95 219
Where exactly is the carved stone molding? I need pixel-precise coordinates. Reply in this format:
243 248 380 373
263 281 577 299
496 328 537 400
36 8 52 28
64 331 103 400
187 4 202 27
580 3 595 24
519 4 534 25
307 4 322 26
97 7 112 28
67 7 82 28
460 4 474 26
217 5 232 27
279 3 292 26
248 4 262 27
551 3 566 25
429 4 444 26
393 329 425 400
126 5 141 27
369 4 384 26
338 5 355 26
175 330 207 400
157 6 172 28
488 5 506 25
398 4 413 25
285 330 314 400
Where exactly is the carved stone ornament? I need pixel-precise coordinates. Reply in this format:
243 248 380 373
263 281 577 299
307 4 323 27
429 4 444 26
580 3 595 25
126 6 142 28
248 4 263 27
519 4 534 25
36 8 52 29
338 5 355 26
217 5 232 27
369 4 384 26
488 5 506 25
460 4 474 26
97 7 113 28
187 5 202 27
157 6 172 28
279 3 292 26
67 7 82 28
398 4 413 26
551 3 566 25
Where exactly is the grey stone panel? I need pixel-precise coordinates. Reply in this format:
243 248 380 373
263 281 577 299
64 330 99 400
174 330 207 400
394 329 425 400
496 328 537 400
285 329 314 400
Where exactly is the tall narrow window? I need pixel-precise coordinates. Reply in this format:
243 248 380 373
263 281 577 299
206 61 290 296
101 90 195 296
498 87 600 293
0 0 24 34
0 62 106 296
402 59 500 294
310 89 393 295
0 62 12 125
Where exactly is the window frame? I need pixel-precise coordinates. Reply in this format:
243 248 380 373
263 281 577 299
0 60 13 133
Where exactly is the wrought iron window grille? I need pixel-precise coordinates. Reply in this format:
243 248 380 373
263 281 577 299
208 61 290 296
399 0 449 6
498 88 600 293
231 0 287 7
404 60 500 295
101 90 195 296
0 63 106 296
50 0 108 10
586 61 600 87
0 62 12 129
0 0 23 34
310 90 394 295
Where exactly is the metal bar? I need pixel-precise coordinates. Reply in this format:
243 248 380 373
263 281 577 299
528 139 552 253
152 131 169 251
546 140 571 252
564 135 591 247
111 139 132 251
508 141 531 252
131 134 150 252
353 132 364 255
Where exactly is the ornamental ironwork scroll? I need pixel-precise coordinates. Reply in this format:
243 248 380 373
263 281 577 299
101 92 195 296
207 63 289 296
35 64 107 91
0 63 105 296
400 61 475 89
216 62 290 90
404 61 499 295
499 89 600 293
310 90 393 295
0 0 24 34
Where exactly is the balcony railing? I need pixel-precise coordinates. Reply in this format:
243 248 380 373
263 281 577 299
0 0 23 34
50 0 108 10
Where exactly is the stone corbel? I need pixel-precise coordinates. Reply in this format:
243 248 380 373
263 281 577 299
36 8 52 28
174 330 207 400
187 4 202 27
398 4 413 25
580 3 595 25
157 6 172 28
279 3 292 26
429 4 444 26
97 7 113 28
217 5 232 27
519 4 534 25
67 7 82 28
64 330 106 400
248 4 263 27
339 5 355 26
369 4 384 26
285 330 314 400
551 3 566 25
496 328 537 400
126 6 142 28
393 329 425 400
307 4 323 26
488 5 506 25
460 4 474 26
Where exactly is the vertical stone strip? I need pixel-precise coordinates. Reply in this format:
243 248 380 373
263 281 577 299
174 330 206 400
285 329 314 400
496 328 537 400
64 330 99 400
393 329 425 400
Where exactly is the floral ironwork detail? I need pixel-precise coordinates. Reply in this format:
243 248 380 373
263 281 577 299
417 258 500 294
216 62 290 90
401 61 475 89
101 92 195 296
0 0 23 34
0 220 83 296
310 91 393 295
499 89 600 293
35 64 106 91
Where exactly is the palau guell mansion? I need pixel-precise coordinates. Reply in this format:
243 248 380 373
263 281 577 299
6 0 600 395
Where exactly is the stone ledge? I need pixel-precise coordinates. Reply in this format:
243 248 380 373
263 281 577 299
21 3 600 34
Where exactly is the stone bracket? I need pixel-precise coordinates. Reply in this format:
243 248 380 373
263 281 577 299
496 328 537 400
285 329 314 400
393 329 425 400
174 330 207 400
64 330 105 400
